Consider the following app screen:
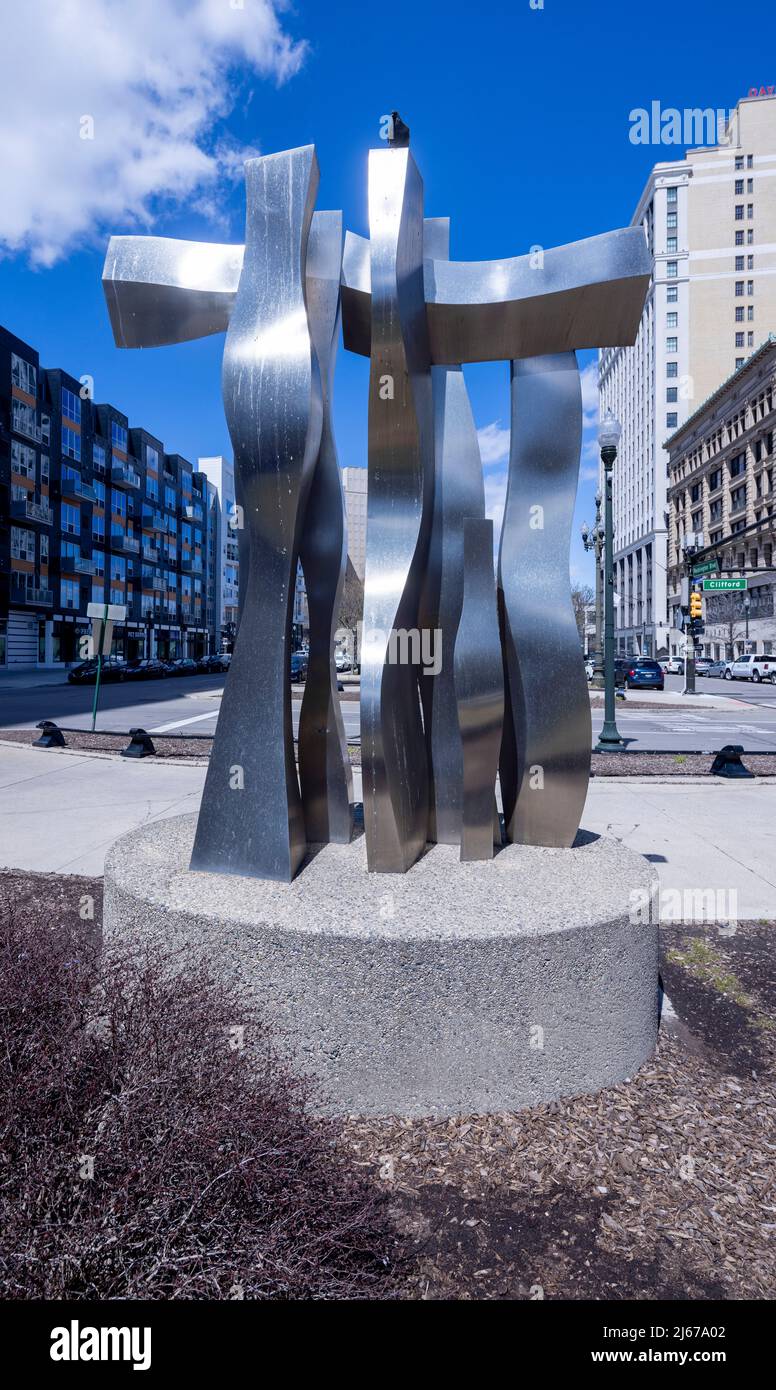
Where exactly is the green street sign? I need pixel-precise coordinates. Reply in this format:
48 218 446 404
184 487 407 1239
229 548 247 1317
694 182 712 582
703 577 747 591
692 559 718 577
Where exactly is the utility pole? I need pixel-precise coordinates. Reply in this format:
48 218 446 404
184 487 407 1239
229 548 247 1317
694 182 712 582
596 412 624 750
581 491 604 690
680 532 704 695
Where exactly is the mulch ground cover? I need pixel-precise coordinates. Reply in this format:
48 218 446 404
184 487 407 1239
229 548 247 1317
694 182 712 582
2 868 774 1300
3 730 775 777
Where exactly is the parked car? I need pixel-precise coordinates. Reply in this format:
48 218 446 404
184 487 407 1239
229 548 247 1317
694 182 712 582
197 653 230 674
725 653 776 683
584 659 594 681
67 656 127 684
165 657 200 677
662 656 683 674
290 651 308 683
694 657 713 676
335 650 351 673
706 660 727 678
621 658 664 691
124 659 169 681
613 658 632 688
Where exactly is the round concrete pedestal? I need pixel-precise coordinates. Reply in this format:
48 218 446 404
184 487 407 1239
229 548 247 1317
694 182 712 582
104 815 659 1118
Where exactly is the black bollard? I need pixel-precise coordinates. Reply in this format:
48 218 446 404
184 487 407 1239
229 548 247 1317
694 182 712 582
33 720 66 749
121 728 156 759
710 744 754 779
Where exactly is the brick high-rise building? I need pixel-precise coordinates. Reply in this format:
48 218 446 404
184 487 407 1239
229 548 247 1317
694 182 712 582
1 323 215 668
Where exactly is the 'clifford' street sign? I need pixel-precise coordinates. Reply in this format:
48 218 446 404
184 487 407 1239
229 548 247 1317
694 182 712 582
703 577 747 591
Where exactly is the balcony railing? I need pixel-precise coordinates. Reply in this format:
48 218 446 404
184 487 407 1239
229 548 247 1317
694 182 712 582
142 546 160 563
111 462 142 489
11 582 53 607
11 496 53 525
74 558 97 575
61 477 97 503
120 534 141 553
142 507 166 533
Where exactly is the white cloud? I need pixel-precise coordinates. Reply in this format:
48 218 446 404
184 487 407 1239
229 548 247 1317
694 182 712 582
580 359 599 427
477 421 510 467
0 0 307 266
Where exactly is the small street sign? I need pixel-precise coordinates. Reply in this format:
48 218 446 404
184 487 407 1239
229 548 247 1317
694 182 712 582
692 559 719 577
703 577 747 591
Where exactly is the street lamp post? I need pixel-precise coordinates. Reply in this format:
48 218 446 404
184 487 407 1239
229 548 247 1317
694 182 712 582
596 409 624 750
581 492 605 689
743 593 751 650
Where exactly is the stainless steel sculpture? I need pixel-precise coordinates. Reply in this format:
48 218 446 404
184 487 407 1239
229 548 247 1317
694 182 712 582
360 147 433 873
103 124 651 882
454 519 504 861
417 220 486 843
498 354 591 847
298 210 354 844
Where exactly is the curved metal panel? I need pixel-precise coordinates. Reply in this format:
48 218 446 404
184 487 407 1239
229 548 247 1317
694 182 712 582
102 235 244 348
417 222 487 843
341 226 651 362
190 146 322 881
455 519 504 861
498 353 591 848
298 210 355 843
361 147 434 873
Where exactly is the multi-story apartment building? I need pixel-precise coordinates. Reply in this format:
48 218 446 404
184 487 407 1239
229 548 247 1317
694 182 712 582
197 455 239 647
1 323 213 667
666 335 776 658
341 467 367 582
600 90 776 657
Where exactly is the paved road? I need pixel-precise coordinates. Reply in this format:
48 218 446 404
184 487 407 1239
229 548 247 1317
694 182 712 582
2 670 776 750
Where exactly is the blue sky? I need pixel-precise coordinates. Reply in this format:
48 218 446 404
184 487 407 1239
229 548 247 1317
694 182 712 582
0 0 771 587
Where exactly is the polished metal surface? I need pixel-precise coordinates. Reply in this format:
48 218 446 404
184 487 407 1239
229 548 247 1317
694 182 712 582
454 519 504 861
361 147 434 873
498 353 591 848
417 219 487 844
190 146 322 881
342 226 651 363
298 210 354 843
103 234 243 347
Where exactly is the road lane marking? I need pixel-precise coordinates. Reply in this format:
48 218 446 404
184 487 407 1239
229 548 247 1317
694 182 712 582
149 711 220 733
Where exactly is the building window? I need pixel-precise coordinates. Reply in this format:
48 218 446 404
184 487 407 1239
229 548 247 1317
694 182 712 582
667 387 678 402
747 280 754 295
736 358 744 369
667 211 677 229
748 332 754 347
667 311 677 328
61 387 81 423
735 179 744 194
111 421 128 453
735 281 744 296
735 230 744 245
93 479 105 505
747 154 753 168
667 361 678 378
736 332 744 347
111 489 126 518
747 228 754 244
667 185 677 203
11 353 37 397
747 178 754 193
92 549 105 578
748 305 754 321
61 502 80 536
12 398 38 440
11 440 36 478
666 336 677 352
666 413 678 429
735 255 744 271
735 156 744 170
666 236 677 253
11 526 36 562
666 285 678 302
747 204 753 219
747 254 754 270
666 261 678 278
93 443 106 473
40 533 48 562
92 513 105 541
40 454 49 481
60 578 80 610
735 205 744 220
146 445 159 470
62 424 81 461
735 306 744 322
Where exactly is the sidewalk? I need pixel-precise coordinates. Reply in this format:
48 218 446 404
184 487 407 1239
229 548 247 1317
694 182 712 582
0 668 71 691
1 742 774 917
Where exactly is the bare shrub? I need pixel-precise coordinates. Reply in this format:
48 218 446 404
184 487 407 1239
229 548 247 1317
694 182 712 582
0 876 400 1299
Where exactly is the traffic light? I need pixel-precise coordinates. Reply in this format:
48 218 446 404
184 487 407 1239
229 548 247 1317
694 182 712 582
689 589 703 620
